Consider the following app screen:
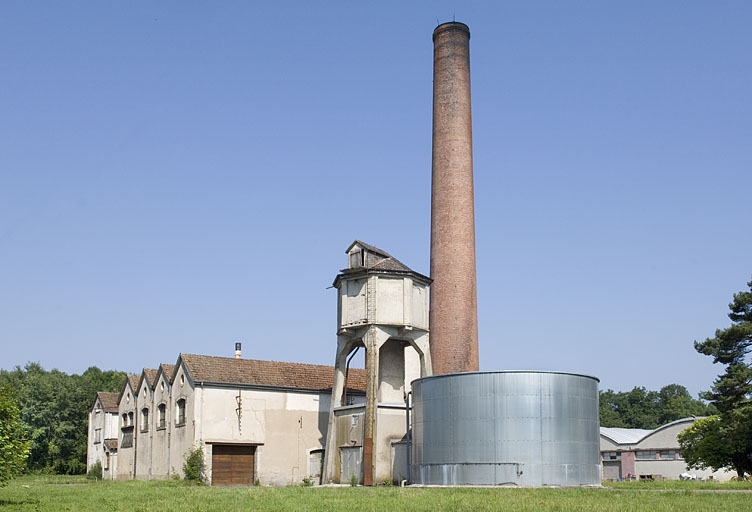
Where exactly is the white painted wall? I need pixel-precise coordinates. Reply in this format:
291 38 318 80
87 400 118 479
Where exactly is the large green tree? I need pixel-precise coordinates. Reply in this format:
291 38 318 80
0 386 31 486
686 278 752 478
678 415 751 479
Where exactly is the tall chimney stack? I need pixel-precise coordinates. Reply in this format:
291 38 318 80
429 22 479 374
235 342 242 359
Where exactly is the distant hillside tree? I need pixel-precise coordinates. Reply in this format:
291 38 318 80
0 364 125 474
684 278 752 478
600 385 713 429
0 386 31 485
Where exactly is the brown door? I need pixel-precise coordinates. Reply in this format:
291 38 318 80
211 445 255 486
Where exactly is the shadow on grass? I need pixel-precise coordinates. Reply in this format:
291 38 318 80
0 498 40 506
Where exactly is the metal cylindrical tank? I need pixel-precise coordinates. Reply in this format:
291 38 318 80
411 371 601 486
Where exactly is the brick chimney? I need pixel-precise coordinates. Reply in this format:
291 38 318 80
429 22 479 374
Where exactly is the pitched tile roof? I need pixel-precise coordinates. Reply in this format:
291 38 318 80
160 363 176 383
97 392 120 413
346 240 414 272
338 240 430 283
142 368 158 388
178 353 365 393
117 373 141 405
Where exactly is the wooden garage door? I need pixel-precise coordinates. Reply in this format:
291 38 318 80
212 445 255 486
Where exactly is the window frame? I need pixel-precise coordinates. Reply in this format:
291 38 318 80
176 398 186 427
141 408 149 433
157 403 166 430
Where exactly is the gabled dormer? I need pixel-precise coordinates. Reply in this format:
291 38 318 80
136 368 158 434
117 374 139 450
344 240 415 273
152 364 175 432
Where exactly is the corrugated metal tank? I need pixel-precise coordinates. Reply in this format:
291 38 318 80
411 371 601 486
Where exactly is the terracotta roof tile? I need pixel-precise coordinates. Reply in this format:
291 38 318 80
117 374 141 405
142 368 159 388
97 392 120 413
179 353 365 393
160 363 176 383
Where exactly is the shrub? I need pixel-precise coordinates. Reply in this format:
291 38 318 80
86 461 102 480
183 445 206 483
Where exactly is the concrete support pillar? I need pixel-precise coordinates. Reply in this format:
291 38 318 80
322 333 363 484
362 325 388 486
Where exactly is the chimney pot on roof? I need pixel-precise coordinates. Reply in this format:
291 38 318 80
235 342 242 359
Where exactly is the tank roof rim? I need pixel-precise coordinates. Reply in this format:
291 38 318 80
413 369 600 384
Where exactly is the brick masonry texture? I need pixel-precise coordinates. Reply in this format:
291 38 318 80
429 22 479 375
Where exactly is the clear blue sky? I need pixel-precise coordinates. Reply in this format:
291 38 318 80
1 2 750 398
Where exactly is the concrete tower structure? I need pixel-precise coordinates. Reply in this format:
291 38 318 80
429 22 479 375
322 241 431 486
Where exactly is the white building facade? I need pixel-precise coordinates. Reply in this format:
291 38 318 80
601 418 736 481
91 353 365 485
86 392 120 480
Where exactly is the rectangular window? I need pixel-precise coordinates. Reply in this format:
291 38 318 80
602 451 620 461
121 428 133 448
141 408 149 432
636 451 657 460
176 399 186 426
659 450 675 460
157 404 166 429
94 428 102 444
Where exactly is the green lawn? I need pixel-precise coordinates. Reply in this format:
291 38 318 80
1 476 751 511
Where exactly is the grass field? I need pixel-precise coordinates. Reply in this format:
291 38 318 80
1 476 751 511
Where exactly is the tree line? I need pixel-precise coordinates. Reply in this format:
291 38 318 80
0 364 124 476
599 384 714 430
